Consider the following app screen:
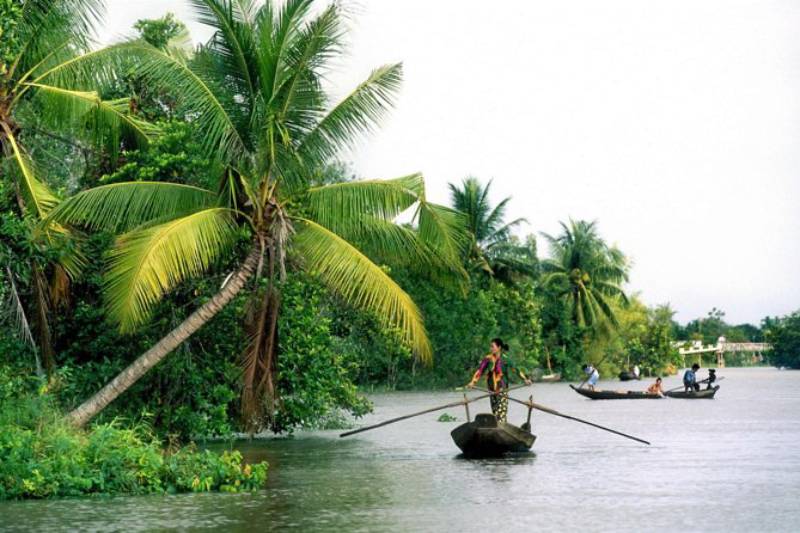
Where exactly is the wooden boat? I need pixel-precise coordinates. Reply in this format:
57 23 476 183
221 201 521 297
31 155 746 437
450 413 536 457
665 385 720 399
618 371 641 381
534 372 561 383
570 384 663 400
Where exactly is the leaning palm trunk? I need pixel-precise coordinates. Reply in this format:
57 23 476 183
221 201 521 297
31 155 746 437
67 247 262 427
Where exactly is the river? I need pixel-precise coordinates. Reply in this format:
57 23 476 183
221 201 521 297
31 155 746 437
1 367 799 532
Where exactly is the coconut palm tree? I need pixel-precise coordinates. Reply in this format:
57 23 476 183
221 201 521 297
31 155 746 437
49 0 467 428
1 0 153 375
541 219 628 331
448 176 527 275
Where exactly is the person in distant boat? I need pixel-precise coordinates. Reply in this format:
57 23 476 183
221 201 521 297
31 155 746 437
466 338 532 422
683 363 701 392
646 377 664 396
632 364 641 379
706 368 717 390
582 364 600 390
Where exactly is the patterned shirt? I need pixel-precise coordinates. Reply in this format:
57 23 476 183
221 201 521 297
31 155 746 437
470 354 528 391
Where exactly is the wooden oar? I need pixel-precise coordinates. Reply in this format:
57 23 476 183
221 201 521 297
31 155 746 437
471 386 651 446
665 376 724 393
339 383 530 438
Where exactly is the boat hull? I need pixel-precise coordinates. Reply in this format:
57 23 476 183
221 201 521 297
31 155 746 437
619 371 641 381
571 384 663 400
665 385 720 399
451 414 536 457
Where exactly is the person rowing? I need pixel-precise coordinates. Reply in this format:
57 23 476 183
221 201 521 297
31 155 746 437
582 363 600 391
466 338 531 422
683 363 701 392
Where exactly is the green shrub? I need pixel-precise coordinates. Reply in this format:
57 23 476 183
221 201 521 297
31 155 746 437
0 393 266 500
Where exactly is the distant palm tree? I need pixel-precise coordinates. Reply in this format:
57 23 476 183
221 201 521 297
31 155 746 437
1 0 150 375
541 220 628 330
50 0 467 428
448 176 527 275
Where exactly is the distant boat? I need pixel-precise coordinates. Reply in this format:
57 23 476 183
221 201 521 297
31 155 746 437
534 348 562 382
570 384 663 400
619 371 641 381
665 385 720 399
451 413 536 457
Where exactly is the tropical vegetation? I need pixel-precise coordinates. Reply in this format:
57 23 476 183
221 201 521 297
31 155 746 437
0 1 778 502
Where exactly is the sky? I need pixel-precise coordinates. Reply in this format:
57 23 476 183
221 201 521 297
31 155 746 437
98 0 800 324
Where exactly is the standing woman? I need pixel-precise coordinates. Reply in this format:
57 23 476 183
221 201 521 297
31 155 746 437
466 338 531 422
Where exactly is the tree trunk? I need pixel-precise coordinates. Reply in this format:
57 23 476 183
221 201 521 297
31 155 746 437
67 246 262 427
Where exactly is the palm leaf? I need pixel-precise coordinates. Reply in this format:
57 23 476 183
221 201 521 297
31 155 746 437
293 218 432 362
298 63 403 166
305 174 423 229
28 83 158 154
48 181 217 233
0 124 59 218
104 208 239 331
32 41 247 164
416 202 469 265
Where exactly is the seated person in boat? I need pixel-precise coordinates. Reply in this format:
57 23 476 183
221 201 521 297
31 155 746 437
683 363 701 392
582 364 600 390
632 364 641 379
706 368 717 390
646 377 664 396
466 338 531 422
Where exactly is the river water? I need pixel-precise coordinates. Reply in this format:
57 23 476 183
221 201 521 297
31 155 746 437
1 367 799 532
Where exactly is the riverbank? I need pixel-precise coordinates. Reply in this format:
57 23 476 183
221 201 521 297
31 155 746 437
0 394 267 500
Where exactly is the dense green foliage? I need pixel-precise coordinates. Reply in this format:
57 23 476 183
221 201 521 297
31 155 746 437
763 310 800 368
47 247 374 439
675 307 764 344
0 369 266 500
341 271 542 389
0 2 784 503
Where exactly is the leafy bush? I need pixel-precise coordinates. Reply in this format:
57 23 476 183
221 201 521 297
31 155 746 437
0 391 266 500
270 274 372 432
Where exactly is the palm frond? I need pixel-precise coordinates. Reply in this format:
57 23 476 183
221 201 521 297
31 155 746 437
298 63 403 166
1 124 59 218
28 83 158 154
305 173 423 229
293 218 432 362
12 0 103 81
33 41 247 164
416 202 469 265
48 182 217 233
104 208 239 331
3 266 39 359
190 0 258 105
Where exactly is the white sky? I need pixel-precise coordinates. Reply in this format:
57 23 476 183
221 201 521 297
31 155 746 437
98 0 800 325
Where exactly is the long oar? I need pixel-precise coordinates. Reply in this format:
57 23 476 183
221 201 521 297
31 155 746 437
339 383 530 438
472 386 650 446
665 376 724 393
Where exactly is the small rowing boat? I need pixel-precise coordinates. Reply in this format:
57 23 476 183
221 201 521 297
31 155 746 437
618 371 641 381
450 413 536 457
665 385 720 399
570 384 663 400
